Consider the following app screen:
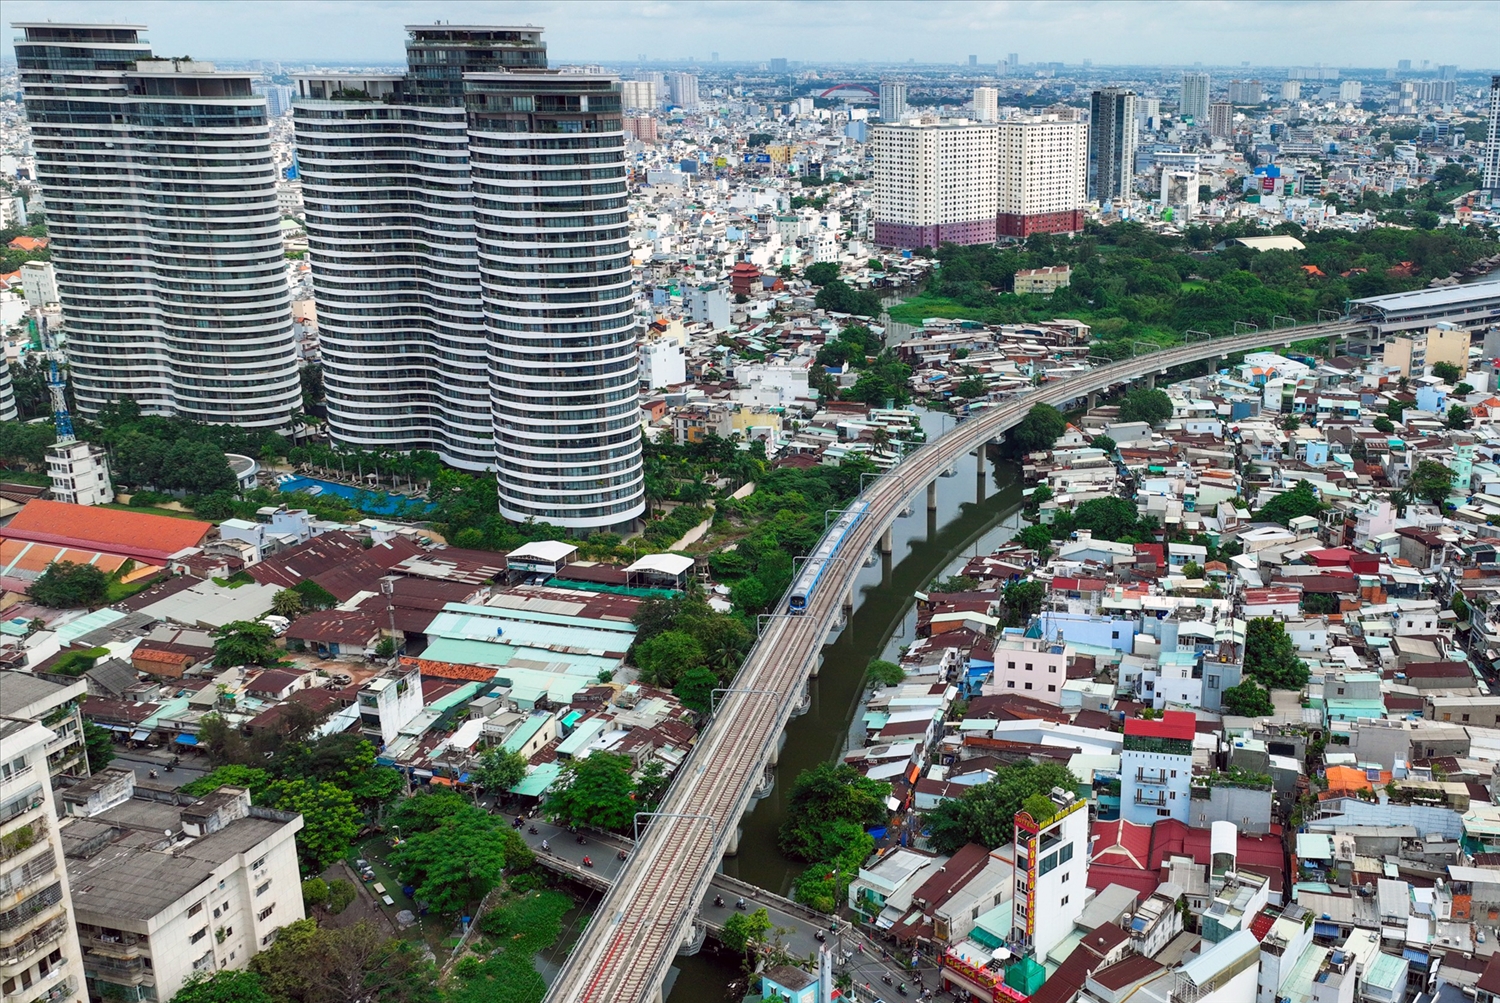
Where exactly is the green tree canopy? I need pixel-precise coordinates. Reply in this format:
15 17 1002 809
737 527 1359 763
181 765 273 800
722 907 772 954
1255 481 1326 526
866 659 905 687
546 751 640 832
29 561 108 608
1090 435 1117 453
1011 403 1068 455
632 629 705 687
272 589 304 619
390 809 529 915
1410 459 1457 507
778 762 891 861
1221 680 1275 717
474 746 530 795
1431 361 1463 383
261 778 360 873
1242 617 1310 690
1372 416 1395 434
804 262 840 285
212 620 281 668
924 761 1078 854
250 918 440 1003
84 721 115 773
672 665 719 715
1447 404 1471 430
1117 388 1174 425
1002 580 1045 627
171 970 274 1003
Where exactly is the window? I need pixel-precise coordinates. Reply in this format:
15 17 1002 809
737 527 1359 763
1049 666 1057 673
1157 808 1171 817
256 881 271 896
218 880 226 890
258 904 275 921
1024 682 1032 690
191 927 208 944
1007 681 1015 689
188 901 204 916
1060 895 1069 906
1025 663 1033 671
1007 661 1015 669
1464 714 1471 722
1170 770 1177 778
251 856 266 870
1048 685 1056 692
1111 631 1120 639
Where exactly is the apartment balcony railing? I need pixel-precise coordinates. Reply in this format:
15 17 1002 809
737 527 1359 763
1133 792 1168 807
1135 770 1170 786
0 916 69 966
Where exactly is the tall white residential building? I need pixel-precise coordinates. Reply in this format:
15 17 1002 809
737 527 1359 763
872 121 998 248
0 717 85 1003
972 86 998 123
1119 710 1195 825
1486 76 1500 203
996 115 1087 237
1209 101 1235 139
0 367 16 423
879 80 908 122
357 664 424 748
1339 79 1363 103
665 72 699 110
45 441 115 507
1088 88 1138 201
15 24 300 429
62 782 304 1002
620 80 657 109
1012 787 1088 962
1280 80 1302 102
1227 79 1263 104
20 261 57 309
295 27 643 528
1181 71 1211 122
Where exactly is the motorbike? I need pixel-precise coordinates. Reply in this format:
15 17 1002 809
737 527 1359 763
148 770 158 779
898 985 908 997
582 856 593 868
541 840 550 852
882 975 893 987
164 764 174 773
814 931 826 942
528 825 538 834
735 898 747 911
713 895 724 908
617 849 627 861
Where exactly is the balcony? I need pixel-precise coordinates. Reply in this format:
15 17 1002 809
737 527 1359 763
1133 792 1168 807
0 916 69 968
0 883 62 932
1135 770 1170 786
0 786 44 825
79 930 146 953
85 954 150 981
19 976 73 1003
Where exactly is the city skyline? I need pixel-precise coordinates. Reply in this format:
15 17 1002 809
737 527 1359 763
3 0 1496 67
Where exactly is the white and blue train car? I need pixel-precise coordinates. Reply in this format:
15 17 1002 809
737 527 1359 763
788 500 869 613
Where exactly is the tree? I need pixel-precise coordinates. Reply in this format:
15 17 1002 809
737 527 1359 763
250 919 440 1003
672 665 719 715
778 762 890 862
1002 580 1045 627
1117 388 1173 426
546 751 639 832
931 575 980 594
182 765 272 799
1410 459 1456 507
803 262 840 286
1255 481 1326 526
635 759 670 814
1447 404 1471 429
1431 361 1464 384
814 279 882 317
171 970 274 1003
1221 680 1275 717
1372 416 1395 434
261 778 360 873
474 746 529 795
212 620 281 668
866 659 905 687
1280 415 1301 431
390 810 527 915
1453 591 1471 623
1242 618 1310 690
722 907 771 953
631 629 705 687
83 721 115 773
272 589 304 619
1014 524 1054 557
29 561 108 608
1072 496 1152 541
292 579 339 610
1090 435 1117 453
1011 403 1068 455
1456 382 1475 395
924 761 1078 854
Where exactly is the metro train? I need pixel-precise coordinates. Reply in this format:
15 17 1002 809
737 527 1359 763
788 500 869 613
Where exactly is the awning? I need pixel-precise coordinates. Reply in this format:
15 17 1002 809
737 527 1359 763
1314 922 1339 938
130 729 151 741
413 769 434 778
175 734 199 746
430 776 452 787
100 724 131 734
1403 949 1429 967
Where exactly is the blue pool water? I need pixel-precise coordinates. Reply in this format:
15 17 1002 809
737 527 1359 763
277 476 435 516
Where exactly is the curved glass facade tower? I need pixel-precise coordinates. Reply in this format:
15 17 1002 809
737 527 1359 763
14 24 299 428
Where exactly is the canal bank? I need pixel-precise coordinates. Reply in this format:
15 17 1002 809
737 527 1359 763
666 451 1029 1001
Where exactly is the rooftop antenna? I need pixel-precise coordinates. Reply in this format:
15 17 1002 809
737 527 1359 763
40 318 74 443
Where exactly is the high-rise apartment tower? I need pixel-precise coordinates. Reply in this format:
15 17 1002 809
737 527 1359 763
294 27 642 529
972 86 999 123
1088 88 1138 201
879 80 908 122
1486 77 1500 204
14 24 299 428
1181 71 1210 122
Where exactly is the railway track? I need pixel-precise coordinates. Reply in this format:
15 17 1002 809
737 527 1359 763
546 319 1369 1003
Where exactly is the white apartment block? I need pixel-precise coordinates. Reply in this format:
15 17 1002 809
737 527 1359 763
972 86 998 123
996 116 1087 238
0 368 16 424
0 718 85 1003
45 442 114 508
63 784 303 1003
1012 788 1088 961
358 665 424 749
20 262 57 310
0 673 89 783
989 636 1068 703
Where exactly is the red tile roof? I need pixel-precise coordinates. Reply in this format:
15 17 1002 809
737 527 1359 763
1123 710 1195 740
2 499 211 564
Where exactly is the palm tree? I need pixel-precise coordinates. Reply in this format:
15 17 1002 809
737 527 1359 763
271 589 304 619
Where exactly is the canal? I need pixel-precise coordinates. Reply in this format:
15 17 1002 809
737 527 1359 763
665 448 1029 1001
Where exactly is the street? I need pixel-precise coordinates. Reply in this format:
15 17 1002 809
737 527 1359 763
510 818 953 1001
106 747 211 788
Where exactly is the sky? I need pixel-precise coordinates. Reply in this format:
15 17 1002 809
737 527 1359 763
4 0 1494 68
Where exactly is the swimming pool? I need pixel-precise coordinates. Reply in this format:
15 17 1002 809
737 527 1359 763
277 475 435 516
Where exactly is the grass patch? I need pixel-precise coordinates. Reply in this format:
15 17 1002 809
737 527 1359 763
887 293 988 325
0 470 50 487
448 889 574 1003
97 502 207 521
105 574 159 604
1180 280 1206 291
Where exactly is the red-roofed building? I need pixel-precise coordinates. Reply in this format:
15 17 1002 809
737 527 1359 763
1241 586 1302 618
1086 817 1286 905
1133 543 1165 571
1123 710 1195 741
1 499 211 565
1121 712 1195 826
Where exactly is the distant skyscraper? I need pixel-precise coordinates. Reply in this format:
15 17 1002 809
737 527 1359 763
1398 59 1412 71
973 86 999 123
1227 79 1263 104
294 26 642 528
1181 71 1210 122
666 71 699 109
1088 88 1138 201
879 80 908 122
1280 80 1302 102
968 54 977 67
769 57 787 72
1339 80 1363 103
15 23 299 428
1209 101 1234 139
621 79 658 108
1485 76 1500 203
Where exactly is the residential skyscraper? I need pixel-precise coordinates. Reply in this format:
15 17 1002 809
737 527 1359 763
972 86 999 123
1227 79 1263 104
996 116 1087 237
1181 71 1210 122
14 23 300 428
1088 88 1138 201
1486 76 1500 203
1209 101 1235 139
665 72 699 109
1339 80 1363 103
294 26 642 528
879 80 908 122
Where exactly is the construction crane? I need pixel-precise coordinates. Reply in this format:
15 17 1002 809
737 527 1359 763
38 316 74 443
